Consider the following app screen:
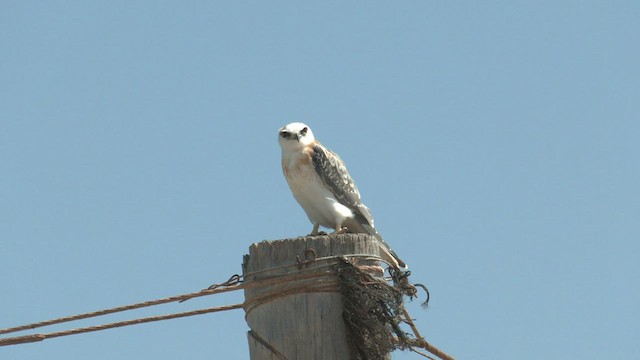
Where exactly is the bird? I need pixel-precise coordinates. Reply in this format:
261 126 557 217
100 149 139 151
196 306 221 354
278 122 407 269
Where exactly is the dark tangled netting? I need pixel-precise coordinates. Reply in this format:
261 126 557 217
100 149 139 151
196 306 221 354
337 258 418 360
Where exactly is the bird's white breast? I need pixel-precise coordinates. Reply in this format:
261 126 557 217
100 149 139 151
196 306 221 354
281 147 353 229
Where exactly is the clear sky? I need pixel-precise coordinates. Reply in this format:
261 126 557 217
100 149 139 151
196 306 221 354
2 1 639 359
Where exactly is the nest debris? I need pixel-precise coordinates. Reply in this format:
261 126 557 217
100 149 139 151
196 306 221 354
338 258 414 360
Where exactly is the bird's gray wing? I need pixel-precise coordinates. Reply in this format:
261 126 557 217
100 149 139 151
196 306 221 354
310 143 374 227
311 143 408 269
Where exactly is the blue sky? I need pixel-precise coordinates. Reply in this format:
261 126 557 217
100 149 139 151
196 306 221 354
1 1 639 359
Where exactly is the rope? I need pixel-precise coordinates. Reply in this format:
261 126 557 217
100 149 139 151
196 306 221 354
0 304 242 346
242 253 390 280
242 254 386 315
244 282 341 315
0 274 244 336
401 307 456 360
248 330 288 360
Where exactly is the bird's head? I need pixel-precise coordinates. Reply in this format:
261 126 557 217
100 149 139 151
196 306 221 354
278 122 316 149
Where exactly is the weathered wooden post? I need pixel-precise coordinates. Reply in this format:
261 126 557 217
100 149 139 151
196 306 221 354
242 233 387 360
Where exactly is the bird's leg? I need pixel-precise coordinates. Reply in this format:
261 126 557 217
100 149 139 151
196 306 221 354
307 224 327 236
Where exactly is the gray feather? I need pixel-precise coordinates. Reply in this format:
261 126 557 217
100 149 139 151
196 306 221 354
311 143 407 268
311 143 368 222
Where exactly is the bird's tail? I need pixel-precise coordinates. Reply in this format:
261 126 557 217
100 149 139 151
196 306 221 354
365 225 408 270
346 218 408 269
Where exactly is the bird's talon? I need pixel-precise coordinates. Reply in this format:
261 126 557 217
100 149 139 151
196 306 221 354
331 227 349 235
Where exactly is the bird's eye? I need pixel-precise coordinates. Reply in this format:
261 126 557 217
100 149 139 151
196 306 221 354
300 127 308 135
280 131 290 138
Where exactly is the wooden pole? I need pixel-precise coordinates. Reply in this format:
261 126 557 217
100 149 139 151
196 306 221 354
242 233 386 360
